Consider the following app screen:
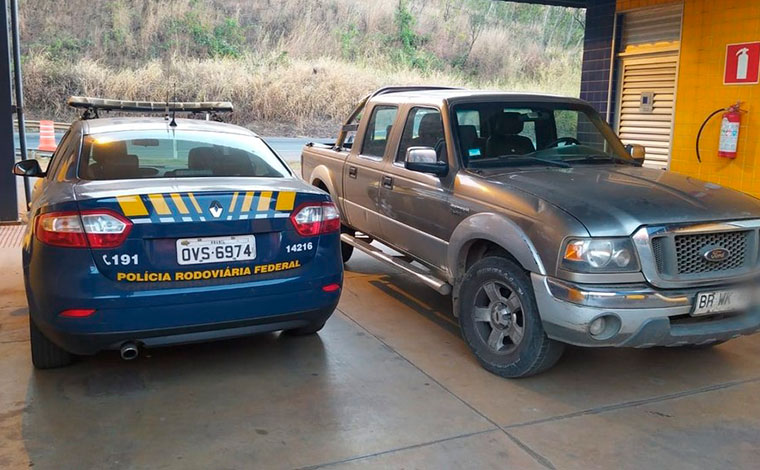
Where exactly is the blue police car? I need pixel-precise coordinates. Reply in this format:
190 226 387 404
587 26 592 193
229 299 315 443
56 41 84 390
13 97 343 368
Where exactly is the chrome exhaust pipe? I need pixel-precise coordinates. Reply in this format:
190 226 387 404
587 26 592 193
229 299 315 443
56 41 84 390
120 342 139 360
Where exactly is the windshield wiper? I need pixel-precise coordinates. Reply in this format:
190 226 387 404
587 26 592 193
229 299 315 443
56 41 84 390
563 154 632 165
494 155 570 168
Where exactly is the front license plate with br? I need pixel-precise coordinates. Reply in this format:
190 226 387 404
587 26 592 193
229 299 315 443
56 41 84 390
176 235 256 265
692 288 750 316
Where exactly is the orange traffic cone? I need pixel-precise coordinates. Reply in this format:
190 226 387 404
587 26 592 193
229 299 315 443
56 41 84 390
38 120 57 152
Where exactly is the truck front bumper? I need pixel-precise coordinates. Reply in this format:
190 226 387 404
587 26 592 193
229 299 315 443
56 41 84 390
532 274 760 348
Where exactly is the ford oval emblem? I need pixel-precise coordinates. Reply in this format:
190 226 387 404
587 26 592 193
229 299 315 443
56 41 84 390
702 247 730 262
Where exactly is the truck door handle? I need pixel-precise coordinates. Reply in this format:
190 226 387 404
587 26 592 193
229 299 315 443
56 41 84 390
382 175 394 189
348 166 358 178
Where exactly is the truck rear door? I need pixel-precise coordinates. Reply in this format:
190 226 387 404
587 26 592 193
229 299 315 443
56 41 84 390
342 103 398 239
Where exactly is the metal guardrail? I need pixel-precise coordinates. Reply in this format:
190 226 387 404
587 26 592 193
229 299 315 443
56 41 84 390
15 149 53 159
12 120 67 159
13 119 69 131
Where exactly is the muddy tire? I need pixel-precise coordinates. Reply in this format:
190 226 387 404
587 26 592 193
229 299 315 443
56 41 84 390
341 225 354 263
458 257 564 378
30 318 73 369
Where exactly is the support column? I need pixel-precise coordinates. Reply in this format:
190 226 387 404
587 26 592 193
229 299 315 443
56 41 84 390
0 0 19 222
579 0 617 122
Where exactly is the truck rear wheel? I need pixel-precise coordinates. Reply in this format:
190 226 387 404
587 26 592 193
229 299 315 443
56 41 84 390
341 225 354 263
458 257 564 378
30 318 73 369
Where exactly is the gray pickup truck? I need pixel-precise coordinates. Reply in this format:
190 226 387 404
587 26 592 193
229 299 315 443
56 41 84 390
301 86 760 377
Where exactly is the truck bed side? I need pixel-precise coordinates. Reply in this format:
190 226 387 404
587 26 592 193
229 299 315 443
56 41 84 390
300 143 350 214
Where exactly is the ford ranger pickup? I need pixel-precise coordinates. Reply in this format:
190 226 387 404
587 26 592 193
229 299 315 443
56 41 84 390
301 86 760 378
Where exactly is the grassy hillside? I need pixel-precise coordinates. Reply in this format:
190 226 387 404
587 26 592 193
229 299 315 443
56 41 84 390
19 0 585 136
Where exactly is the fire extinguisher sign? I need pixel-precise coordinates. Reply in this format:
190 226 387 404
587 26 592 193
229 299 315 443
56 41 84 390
724 42 760 85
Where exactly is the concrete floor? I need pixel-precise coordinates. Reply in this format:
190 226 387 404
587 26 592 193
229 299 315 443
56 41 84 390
1 238 759 469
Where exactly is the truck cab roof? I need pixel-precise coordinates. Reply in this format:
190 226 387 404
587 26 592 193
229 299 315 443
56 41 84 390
369 89 589 108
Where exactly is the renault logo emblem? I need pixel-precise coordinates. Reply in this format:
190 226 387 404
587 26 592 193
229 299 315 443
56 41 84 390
209 201 223 218
702 246 730 262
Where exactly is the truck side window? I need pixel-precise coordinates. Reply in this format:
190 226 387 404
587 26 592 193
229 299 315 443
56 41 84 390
361 105 398 158
396 107 446 163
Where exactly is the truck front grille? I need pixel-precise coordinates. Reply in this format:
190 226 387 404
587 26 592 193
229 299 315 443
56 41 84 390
673 231 749 274
649 227 758 282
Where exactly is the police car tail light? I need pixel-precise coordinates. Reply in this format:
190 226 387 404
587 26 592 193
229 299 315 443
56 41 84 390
36 212 88 247
80 210 132 248
36 210 131 248
290 202 341 237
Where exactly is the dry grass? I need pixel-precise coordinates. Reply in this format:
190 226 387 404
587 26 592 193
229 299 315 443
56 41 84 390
20 0 584 135
23 52 580 136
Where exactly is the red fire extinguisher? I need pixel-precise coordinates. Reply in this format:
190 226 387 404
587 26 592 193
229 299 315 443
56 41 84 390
696 102 745 162
718 104 742 159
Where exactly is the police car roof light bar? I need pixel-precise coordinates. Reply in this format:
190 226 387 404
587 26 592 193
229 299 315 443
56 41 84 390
67 96 234 115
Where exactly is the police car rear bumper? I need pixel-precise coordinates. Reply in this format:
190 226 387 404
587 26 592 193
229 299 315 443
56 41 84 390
36 304 336 355
30 276 341 355
32 271 342 354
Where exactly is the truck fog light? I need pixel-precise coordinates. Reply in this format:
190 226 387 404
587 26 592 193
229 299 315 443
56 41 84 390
589 317 606 336
588 314 621 340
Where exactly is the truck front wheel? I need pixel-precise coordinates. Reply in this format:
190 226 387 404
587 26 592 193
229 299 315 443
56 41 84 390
458 257 564 378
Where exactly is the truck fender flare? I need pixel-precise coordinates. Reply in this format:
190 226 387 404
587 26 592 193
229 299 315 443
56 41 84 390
447 212 546 281
308 165 337 200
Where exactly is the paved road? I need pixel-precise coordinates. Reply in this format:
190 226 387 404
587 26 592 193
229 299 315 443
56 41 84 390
15 132 325 164
264 136 329 163
0 235 758 469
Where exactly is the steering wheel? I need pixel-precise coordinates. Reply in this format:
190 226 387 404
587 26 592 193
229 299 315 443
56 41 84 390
543 137 580 149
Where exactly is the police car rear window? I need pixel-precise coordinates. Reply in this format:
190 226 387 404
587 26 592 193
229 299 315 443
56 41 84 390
79 130 290 180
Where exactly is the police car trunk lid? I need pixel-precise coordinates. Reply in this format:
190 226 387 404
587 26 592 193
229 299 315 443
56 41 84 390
74 178 327 285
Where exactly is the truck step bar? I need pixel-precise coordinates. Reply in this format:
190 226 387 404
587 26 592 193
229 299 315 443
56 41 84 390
340 233 452 295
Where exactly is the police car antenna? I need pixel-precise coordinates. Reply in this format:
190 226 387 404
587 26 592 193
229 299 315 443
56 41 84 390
164 91 169 121
169 84 178 127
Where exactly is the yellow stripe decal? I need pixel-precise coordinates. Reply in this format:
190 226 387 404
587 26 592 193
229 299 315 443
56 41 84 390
229 192 239 212
187 193 202 214
241 191 254 212
275 191 296 211
257 191 272 211
148 194 172 215
117 195 149 217
170 193 189 214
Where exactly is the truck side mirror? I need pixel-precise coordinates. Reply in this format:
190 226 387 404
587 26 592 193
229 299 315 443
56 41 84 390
404 147 448 176
625 144 646 165
13 159 45 178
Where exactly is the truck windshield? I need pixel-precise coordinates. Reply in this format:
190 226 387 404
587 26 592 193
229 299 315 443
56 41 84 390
452 102 634 170
78 130 290 180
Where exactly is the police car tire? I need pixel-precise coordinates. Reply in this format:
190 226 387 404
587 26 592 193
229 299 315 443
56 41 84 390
685 340 726 349
284 319 328 336
29 318 73 369
458 257 564 378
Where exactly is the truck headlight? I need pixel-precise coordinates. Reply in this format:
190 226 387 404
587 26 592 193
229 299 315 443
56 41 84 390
561 238 639 273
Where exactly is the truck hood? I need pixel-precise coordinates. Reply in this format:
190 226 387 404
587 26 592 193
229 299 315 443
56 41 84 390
487 165 760 236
